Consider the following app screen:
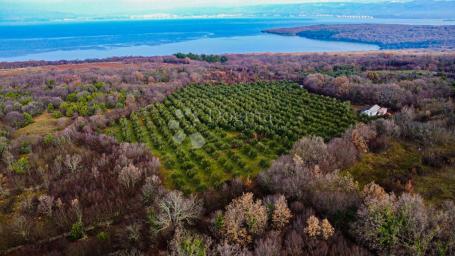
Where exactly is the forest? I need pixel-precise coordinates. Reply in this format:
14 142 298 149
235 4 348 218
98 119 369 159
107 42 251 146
265 24 455 49
174 53 228 63
0 51 455 255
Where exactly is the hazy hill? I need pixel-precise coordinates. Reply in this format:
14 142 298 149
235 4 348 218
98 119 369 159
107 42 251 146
1 0 455 24
246 0 455 19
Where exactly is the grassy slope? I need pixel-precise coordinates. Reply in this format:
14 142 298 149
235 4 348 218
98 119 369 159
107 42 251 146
13 113 69 139
346 140 455 204
1 113 70 249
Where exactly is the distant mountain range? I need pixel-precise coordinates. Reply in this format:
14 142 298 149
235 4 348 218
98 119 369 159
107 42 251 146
238 0 455 19
1 0 455 24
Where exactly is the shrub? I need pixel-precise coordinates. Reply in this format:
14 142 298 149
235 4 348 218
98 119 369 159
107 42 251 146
47 103 54 112
258 159 269 169
43 134 56 145
69 220 85 241
169 228 211 256
52 110 63 118
10 156 30 174
19 141 32 154
5 111 25 128
0 136 8 155
96 231 109 241
212 210 224 235
246 148 258 159
23 112 33 125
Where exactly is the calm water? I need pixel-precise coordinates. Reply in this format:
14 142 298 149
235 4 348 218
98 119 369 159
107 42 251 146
0 17 453 62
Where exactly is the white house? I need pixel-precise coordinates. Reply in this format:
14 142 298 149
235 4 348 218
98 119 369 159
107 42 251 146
362 105 388 117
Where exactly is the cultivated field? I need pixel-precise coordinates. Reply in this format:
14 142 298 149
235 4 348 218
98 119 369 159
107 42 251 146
107 81 356 192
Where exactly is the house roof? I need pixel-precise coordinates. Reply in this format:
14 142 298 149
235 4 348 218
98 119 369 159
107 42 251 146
362 104 380 113
368 105 381 112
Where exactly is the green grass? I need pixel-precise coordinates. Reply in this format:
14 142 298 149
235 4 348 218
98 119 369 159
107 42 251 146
345 140 455 204
106 82 356 193
346 141 425 185
13 112 69 138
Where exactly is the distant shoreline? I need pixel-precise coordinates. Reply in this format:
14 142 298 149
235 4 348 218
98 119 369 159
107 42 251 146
263 29 381 49
0 34 379 63
2 49 453 70
265 24 455 50
3 18 455 62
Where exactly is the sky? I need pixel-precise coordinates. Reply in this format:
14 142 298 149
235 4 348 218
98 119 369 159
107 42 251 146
0 0 419 22
1 0 392 12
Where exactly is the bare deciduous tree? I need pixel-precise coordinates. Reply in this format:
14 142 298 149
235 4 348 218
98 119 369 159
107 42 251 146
37 194 54 217
151 191 202 233
64 154 82 172
118 164 143 190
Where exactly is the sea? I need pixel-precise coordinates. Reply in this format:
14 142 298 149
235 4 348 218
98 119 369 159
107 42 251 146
0 17 454 62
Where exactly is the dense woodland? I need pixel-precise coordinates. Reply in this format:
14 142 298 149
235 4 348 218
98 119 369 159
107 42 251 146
0 51 455 255
266 24 455 49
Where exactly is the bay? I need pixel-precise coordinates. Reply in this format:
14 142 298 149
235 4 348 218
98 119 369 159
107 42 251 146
0 17 453 61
